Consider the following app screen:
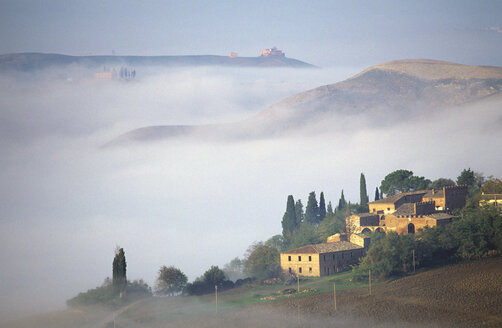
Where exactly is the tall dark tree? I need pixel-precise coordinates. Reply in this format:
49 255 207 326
337 190 347 212
305 191 319 224
327 201 334 215
319 192 327 222
457 168 484 196
281 195 297 239
360 173 369 210
112 247 127 295
374 187 380 201
294 199 304 225
457 168 476 186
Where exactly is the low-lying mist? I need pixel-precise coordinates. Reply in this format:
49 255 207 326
1 63 501 323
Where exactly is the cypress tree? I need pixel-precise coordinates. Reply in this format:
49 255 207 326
295 199 304 225
281 195 297 238
305 191 319 224
319 192 327 222
112 247 127 295
327 201 334 215
360 173 369 210
337 190 347 212
375 187 380 201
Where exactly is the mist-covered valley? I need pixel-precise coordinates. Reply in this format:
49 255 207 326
1 62 502 324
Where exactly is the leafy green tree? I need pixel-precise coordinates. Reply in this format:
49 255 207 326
294 199 304 224
380 169 431 196
281 195 298 239
374 187 380 201
244 242 281 281
430 178 456 190
155 266 187 296
318 210 347 241
457 168 485 196
112 247 127 295
457 168 476 187
265 235 285 252
203 266 227 286
287 222 321 249
480 178 502 194
305 191 319 224
360 173 369 210
223 257 244 281
319 192 327 222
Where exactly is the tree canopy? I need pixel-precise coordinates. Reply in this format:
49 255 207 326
480 178 502 194
430 178 456 190
380 169 431 196
155 266 187 296
244 242 281 281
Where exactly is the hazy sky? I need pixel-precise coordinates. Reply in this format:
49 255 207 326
1 0 502 324
1 0 502 66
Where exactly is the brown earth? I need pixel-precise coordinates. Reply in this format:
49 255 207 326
259 257 502 328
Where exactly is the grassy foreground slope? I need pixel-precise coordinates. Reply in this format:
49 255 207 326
3 257 501 328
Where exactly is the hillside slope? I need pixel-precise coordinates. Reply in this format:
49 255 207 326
113 59 502 144
4 257 501 328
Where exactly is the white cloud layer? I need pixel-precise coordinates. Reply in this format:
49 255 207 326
0 65 501 322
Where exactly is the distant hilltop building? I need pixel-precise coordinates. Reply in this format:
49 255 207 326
229 52 238 58
260 46 285 57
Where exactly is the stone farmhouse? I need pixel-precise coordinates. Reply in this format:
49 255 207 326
280 233 369 277
479 193 502 208
348 185 467 235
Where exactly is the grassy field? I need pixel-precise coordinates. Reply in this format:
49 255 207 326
3 257 502 328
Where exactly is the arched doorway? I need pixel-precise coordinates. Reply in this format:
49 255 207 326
407 223 415 234
361 228 371 235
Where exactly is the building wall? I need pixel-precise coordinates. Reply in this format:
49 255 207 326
444 185 467 210
280 248 365 277
385 215 440 234
318 249 364 276
280 253 320 277
369 202 396 214
414 201 436 215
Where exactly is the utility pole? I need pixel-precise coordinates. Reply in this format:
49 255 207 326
296 265 300 293
412 249 416 273
369 269 372 296
215 285 218 314
334 282 337 311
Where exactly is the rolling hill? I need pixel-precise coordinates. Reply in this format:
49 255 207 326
4 257 502 328
0 52 315 71
111 59 502 145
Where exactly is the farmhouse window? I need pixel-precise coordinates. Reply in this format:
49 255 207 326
288 256 291 261
309 267 312 273
298 256 301 261
289 268 292 273
309 256 312 261
299 267 302 273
